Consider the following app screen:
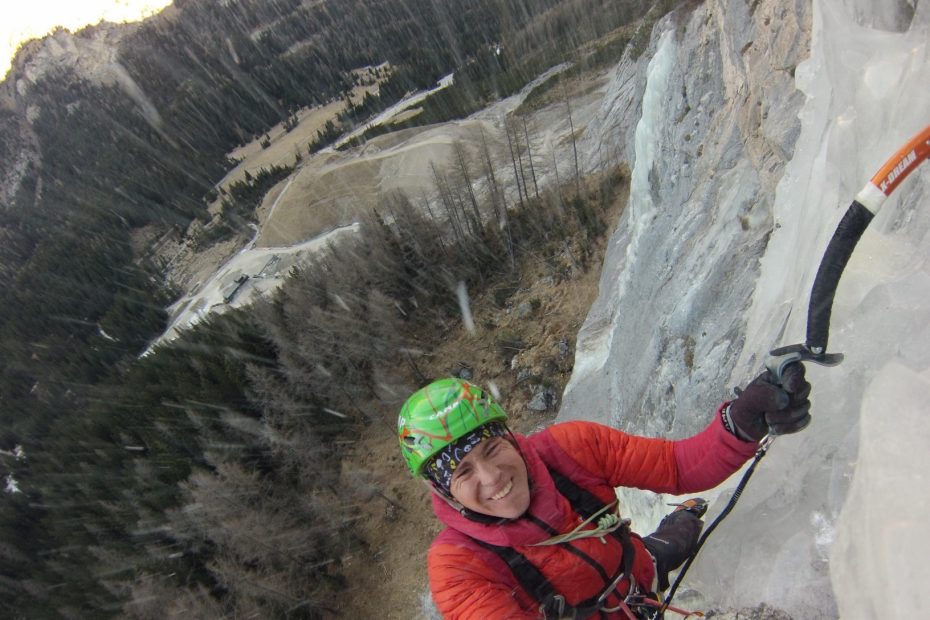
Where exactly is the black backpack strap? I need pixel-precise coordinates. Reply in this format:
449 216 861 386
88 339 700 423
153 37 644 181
472 539 579 619
548 469 608 520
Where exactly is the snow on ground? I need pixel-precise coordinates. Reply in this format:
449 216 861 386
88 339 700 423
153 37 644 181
149 223 358 351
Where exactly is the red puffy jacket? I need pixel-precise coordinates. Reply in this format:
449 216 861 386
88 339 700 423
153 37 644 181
427 408 757 619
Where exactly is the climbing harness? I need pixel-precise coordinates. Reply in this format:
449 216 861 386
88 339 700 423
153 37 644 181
660 124 930 616
475 468 704 619
475 468 646 619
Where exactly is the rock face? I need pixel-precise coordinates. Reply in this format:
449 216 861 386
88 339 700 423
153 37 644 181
2 22 134 115
10 25 128 94
561 0 930 618
557 5 818 610
564 0 811 437
559 2 821 611
0 23 135 214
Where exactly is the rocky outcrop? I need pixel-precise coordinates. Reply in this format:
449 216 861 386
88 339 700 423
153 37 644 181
0 23 136 215
564 0 811 435
2 23 133 109
561 0 930 617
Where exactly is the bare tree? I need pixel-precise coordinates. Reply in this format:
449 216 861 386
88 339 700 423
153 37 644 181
479 129 504 226
566 98 581 195
522 117 539 199
510 118 531 201
480 128 514 268
504 118 526 210
452 141 484 232
165 459 347 618
418 193 452 261
431 162 469 243
551 148 567 216
126 574 226 619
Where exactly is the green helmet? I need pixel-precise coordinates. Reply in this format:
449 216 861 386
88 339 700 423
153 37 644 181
398 378 508 476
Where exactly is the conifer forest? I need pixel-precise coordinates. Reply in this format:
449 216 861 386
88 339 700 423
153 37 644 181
0 0 662 616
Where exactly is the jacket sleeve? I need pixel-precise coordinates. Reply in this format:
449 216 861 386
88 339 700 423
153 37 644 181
429 542 537 620
670 402 759 492
547 408 758 495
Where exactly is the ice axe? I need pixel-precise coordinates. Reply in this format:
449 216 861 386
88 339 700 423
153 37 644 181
660 124 930 616
766 123 930 383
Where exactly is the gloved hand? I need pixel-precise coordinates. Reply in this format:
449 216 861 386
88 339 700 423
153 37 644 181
723 363 812 442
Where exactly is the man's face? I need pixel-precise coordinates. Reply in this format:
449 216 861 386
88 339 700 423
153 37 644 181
449 436 530 519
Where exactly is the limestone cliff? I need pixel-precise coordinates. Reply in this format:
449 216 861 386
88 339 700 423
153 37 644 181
561 0 929 617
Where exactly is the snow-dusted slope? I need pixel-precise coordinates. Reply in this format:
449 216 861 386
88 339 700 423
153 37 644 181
561 0 929 617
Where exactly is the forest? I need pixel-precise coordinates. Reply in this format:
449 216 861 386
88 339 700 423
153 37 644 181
0 0 660 616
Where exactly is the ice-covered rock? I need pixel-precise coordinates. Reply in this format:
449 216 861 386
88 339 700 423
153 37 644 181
561 0 929 617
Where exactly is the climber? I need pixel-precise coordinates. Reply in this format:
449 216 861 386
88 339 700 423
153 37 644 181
397 368 811 619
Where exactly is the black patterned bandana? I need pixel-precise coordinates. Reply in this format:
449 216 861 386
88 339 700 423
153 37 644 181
426 421 509 495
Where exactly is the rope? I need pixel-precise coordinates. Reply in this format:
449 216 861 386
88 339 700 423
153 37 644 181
628 595 704 618
659 435 775 615
530 499 626 546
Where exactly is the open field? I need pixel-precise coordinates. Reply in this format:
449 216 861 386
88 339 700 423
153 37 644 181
156 59 613 353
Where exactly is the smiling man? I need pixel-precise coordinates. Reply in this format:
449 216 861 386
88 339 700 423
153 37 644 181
441 429 531 519
398 375 811 619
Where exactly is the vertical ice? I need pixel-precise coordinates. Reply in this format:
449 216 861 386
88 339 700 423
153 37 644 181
561 0 929 616
565 30 676 392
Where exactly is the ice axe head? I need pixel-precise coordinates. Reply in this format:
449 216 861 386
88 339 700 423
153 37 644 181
766 344 843 384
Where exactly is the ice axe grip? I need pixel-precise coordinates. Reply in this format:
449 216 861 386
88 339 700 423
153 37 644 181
805 201 874 355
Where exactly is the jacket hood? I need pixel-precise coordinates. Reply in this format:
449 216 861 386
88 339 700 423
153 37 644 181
430 433 577 546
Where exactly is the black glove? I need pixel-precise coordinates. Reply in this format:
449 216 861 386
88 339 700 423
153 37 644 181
723 363 812 442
